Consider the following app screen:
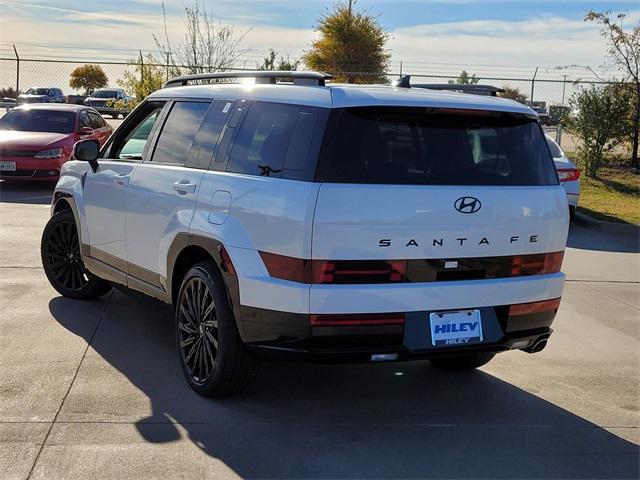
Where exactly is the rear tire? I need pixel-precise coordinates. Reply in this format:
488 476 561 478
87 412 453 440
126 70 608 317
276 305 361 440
41 210 112 299
430 352 495 371
175 261 258 397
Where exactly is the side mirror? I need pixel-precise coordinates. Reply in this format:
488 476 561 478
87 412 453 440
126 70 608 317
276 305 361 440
74 139 100 172
79 126 93 135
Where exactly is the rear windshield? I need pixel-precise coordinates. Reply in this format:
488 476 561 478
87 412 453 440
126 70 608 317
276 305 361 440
316 107 558 186
0 109 75 134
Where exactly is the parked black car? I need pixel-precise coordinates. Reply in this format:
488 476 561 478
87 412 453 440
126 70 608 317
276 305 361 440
84 88 133 118
17 87 66 105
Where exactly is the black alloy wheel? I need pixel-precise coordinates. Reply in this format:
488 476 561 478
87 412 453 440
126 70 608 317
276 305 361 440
177 276 218 384
175 261 257 396
41 210 111 299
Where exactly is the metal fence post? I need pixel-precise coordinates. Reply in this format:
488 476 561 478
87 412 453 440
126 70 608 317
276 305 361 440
557 74 568 144
139 50 144 85
530 66 538 106
13 44 20 92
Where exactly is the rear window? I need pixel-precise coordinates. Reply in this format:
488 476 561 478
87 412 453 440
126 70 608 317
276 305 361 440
316 107 558 186
545 136 563 158
0 109 75 134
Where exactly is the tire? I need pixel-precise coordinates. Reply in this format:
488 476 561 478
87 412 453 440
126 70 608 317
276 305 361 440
41 210 112 299
430 352 495 371
569 205 576 222
111 113 119 119
175 261 258 397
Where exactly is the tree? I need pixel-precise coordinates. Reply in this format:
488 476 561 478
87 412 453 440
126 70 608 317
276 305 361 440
154 0 249 75
303 0 390 83
0 87 19 99
585 10 640 170
69 65 108 95
499 85 528 104
117 54 165 102
258 49 300 71
564 84 631 177
449 70 479 85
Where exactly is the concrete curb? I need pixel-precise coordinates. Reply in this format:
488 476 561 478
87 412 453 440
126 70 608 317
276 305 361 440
574 210 640 237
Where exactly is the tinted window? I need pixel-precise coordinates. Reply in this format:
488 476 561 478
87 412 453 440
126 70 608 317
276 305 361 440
545 136 563 158
87 112 104 129
187 100 233 170
316 107 558 186
152 101 210 165
0 109 75 134
227 102 298 175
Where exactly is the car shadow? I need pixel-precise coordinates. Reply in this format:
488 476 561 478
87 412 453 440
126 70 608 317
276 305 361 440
49 291 638 479
567 221 639 254
0 180 54 205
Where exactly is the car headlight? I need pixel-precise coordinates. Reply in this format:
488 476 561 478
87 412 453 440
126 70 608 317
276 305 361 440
34 148 63 159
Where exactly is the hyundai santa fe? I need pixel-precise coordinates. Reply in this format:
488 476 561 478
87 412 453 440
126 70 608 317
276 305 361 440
41 71 569 396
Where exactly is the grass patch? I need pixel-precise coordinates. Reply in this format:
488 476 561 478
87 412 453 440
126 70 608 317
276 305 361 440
575 166 640 224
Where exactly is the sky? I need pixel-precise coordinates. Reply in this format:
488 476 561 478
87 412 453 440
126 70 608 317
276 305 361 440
0 0 638 82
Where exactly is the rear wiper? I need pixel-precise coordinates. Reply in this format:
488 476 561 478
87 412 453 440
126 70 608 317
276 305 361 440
258 164 282 176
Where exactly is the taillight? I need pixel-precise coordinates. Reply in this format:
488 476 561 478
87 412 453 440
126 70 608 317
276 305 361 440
557 168 580 182
259 251 309 283
310 313 405 327
260 252 407 284
311 260 407 284
511 251 564 276
509 298 561 316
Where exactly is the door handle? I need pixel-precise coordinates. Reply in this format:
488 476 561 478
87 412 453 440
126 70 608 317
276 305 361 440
173 181 197 194
114 173 130 185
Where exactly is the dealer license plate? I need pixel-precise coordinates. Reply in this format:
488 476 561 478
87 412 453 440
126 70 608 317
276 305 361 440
0 161 16 171
429 309 483 346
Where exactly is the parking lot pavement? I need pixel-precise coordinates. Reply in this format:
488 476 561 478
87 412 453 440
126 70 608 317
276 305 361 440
1 181 638 479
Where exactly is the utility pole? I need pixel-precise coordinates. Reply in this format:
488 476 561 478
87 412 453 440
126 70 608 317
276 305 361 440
139 50 144 84
13 44 19 93
165 51 170 81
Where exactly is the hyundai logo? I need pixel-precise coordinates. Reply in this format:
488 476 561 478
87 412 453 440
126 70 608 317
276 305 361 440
454 196 482 214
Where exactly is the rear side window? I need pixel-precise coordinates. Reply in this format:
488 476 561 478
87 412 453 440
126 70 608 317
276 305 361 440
152 101 210 165
186 100 233 170
227 102 298 176
316 107 558 186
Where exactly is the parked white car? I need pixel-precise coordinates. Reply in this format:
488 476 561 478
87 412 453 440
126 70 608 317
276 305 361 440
546 135 580 220
42 71 569 396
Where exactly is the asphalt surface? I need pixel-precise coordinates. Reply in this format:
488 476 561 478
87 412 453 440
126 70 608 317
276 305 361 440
0 181 638 479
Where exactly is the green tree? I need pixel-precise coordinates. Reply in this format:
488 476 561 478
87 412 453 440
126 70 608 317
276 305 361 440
258 49 300 71
499 85 528 104
585 10 640 170
565 84 631 177
303 0 390 83
450 70 479 84
69 65 108 95
117 54 165 104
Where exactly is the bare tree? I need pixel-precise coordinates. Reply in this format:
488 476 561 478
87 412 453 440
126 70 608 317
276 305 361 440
154 1 250 76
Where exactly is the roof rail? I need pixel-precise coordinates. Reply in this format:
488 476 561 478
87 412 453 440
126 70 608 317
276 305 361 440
163 70 332 88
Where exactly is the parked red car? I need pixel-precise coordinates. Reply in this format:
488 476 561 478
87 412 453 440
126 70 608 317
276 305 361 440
0 104 112 181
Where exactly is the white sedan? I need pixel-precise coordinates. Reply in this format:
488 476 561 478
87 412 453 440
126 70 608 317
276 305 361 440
546 134 580 221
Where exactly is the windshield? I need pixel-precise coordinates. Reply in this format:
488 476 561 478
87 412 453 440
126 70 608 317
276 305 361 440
91 90 118 98
25 88 50 95
0 109 75 134
316 107 558 186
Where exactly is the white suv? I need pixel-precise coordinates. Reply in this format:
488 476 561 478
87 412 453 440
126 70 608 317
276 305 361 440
41 71 569 396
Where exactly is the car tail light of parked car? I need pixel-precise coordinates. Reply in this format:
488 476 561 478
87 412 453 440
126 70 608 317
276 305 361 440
557 168 580 183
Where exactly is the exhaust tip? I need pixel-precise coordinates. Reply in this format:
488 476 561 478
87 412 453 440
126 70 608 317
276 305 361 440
523 338 548 354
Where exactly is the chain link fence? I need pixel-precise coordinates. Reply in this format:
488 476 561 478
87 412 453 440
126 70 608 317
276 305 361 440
0 54 621 152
